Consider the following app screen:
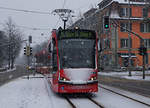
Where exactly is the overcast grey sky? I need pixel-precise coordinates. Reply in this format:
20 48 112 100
0 0 100 45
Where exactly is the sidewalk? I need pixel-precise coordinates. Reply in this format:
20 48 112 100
98 71 150 97
98 71 150 81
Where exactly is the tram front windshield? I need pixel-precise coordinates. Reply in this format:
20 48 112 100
58 39 95 69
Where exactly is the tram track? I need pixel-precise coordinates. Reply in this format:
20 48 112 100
65 97 77 108
65 96 105 108
98 75 150 98
99 84 150 107
87 97 105 108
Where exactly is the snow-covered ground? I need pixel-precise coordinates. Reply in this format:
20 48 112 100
0 74 52 108
99 71 150 81
0 74 150 108
0 67 16 73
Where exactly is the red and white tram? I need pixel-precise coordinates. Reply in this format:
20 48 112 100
35 49 51 74
47 28 99 93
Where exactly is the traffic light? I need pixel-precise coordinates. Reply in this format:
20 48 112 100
24 46 32 56
29 35 32 43
26 46 30 56
104 16 109 29
138 47 142 55
30 47 32 55
138 46 147 56
143 47 147 55
24 47 26 55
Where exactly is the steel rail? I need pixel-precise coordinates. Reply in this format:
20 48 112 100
65 97 76 108
99 85 150 107
105 82 150 94
87 97 105 108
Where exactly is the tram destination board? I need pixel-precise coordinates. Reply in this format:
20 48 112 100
58 29 96 40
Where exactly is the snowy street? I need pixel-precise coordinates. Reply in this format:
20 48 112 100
98 71 150 97
0 74 150 108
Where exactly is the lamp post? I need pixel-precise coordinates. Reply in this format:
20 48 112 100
128 0 132 76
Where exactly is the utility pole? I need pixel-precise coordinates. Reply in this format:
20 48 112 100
128 0 132 76
143 51 146 79
140 41 147 79
27 35 32 79
23 36 32 79
52 9 74 30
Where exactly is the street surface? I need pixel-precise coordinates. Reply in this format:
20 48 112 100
98 71 150 97
0 74 150 108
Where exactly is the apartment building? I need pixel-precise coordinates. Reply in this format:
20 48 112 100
98 0 150 70
70 0 150 70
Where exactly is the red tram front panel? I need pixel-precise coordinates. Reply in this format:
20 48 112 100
50 68 98 93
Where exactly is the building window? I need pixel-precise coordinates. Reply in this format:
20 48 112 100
144 39 150 48
140 23 150 32
120 8 131 17
143 8 148 18
120 38 132 48
120 23 132 32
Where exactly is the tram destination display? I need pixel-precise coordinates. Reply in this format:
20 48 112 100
58 29 96 39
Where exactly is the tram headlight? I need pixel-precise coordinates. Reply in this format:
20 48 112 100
93 76 97 80
63 78 66 81
91 78 94 81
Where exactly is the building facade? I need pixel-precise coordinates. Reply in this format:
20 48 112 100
70 0 150 70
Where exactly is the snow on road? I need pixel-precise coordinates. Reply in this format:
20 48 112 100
0 75 52 108
70 97 100 108
0 74 150 108
94 88 149 108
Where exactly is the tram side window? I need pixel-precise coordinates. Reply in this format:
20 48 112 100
52 52 57 71
52 38 56 46
48 44 51 53
52 39 57 71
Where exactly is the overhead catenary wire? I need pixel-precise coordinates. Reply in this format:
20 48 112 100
53 17 61 29
51 0 67 29
17 25 50 31
0 6 51 15
0 39 27 47
0 22 50 31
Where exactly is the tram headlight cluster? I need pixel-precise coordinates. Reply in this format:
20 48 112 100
90 71 97 81
90 76 97 81
60 77 68 81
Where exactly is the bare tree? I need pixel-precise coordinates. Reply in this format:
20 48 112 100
0 31 8 67
3 17 23 69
